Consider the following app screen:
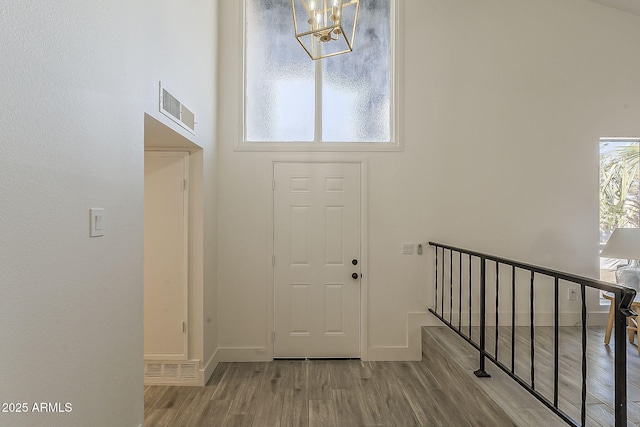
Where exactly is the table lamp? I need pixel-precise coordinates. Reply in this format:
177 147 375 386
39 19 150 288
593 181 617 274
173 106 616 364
600 228 640 290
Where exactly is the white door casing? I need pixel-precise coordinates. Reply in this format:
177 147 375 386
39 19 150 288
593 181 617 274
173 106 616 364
144 151 189 360
273 162 361 358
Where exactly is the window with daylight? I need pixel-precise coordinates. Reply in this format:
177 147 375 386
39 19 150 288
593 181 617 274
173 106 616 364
242 0 399 150
599 138 640 302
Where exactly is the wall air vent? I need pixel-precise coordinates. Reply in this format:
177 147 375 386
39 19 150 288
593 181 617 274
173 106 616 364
159 82 196 134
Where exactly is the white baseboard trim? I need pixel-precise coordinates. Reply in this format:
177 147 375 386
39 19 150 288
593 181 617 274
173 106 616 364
366 312 431 362
202 349 220 385
209 310 608 366
216 347 271 362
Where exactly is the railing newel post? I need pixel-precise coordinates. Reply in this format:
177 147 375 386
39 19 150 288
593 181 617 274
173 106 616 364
614 288 633 427
474 256 491 378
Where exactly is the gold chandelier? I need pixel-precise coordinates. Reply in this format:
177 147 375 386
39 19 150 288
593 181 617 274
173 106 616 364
290 0 360 60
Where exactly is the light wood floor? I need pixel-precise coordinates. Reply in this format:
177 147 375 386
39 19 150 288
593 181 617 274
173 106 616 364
144 331 518 426
145 324 640 426
427 323 640 427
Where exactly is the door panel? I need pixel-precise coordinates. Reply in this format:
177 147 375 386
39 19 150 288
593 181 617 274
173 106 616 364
274 162 361 358
144 152 188 359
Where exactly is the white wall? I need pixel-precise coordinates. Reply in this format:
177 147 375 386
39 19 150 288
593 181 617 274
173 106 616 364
216 0 640 359
0 1 217 426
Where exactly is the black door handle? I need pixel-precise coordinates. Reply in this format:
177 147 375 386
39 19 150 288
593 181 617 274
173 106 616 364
352 273 359 280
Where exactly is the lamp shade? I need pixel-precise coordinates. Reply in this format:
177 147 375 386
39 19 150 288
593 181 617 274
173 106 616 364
600 228 640 260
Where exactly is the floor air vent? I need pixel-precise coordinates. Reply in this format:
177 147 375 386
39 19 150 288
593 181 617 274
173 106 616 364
180 363 197 379
145 363 162 378
159 83 196 134
163 364 180 378
144 361 199 383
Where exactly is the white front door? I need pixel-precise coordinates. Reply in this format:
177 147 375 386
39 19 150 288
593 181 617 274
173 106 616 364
144 151 189 360
273 162 361 358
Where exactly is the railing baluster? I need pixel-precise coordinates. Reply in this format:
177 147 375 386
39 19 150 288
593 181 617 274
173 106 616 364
441 248 445 317
553 278 559 408
469 254 472 338
580 284 587 427
459 251 462 330
435 247 438 315
474 257 490 378
495 261 499 358
449 249 453 324
530 270 535 390
511 265 516 375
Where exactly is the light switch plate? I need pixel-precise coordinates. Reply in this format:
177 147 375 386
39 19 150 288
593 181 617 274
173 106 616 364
90 208 104 237
402 242 414 255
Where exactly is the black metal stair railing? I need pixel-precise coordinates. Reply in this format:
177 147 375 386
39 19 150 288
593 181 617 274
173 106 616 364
429 242 637 427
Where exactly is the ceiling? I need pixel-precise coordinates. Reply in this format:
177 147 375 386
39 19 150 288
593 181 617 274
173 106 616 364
589 0 640 16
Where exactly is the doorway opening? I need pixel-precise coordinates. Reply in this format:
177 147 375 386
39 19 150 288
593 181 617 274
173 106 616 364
143 114 205 385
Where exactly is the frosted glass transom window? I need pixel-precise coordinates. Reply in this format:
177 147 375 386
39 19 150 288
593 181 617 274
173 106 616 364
244 0 395 146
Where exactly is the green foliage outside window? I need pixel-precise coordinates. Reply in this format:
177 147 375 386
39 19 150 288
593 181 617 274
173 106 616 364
599 141 640 244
